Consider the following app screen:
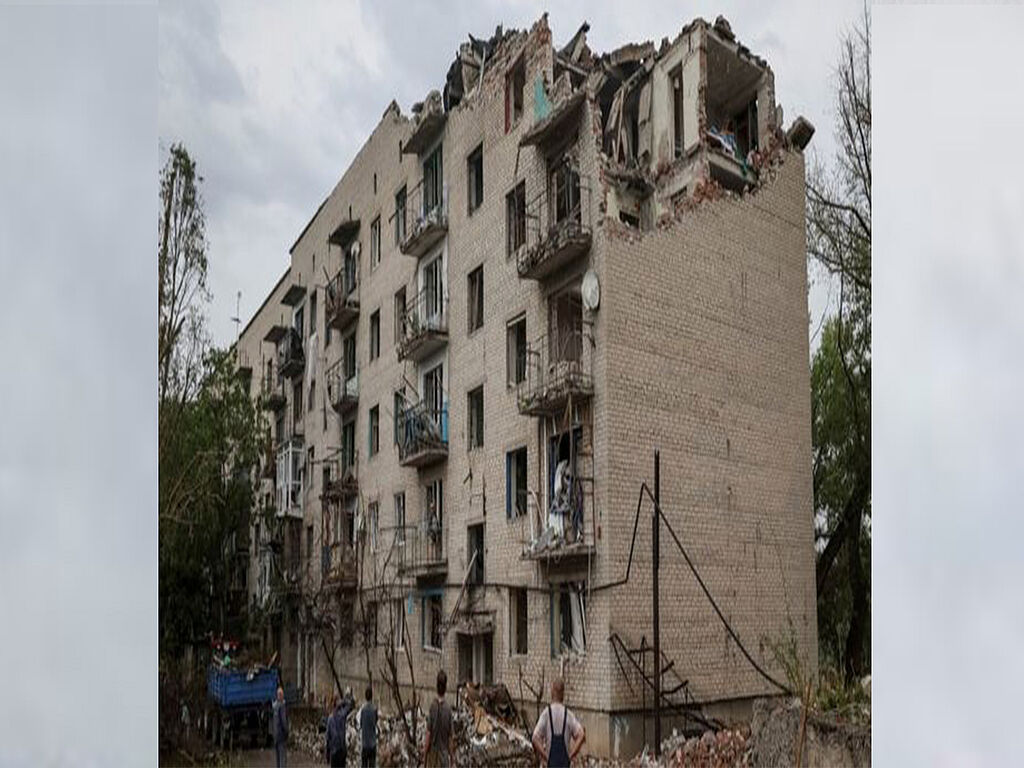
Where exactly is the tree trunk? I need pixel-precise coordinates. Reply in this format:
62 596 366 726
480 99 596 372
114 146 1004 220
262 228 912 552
843 510 867 682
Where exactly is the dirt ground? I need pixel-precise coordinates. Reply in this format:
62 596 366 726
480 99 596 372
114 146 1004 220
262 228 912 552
159 745 323 767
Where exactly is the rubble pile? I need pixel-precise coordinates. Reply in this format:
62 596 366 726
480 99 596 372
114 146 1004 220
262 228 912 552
585 727 751 768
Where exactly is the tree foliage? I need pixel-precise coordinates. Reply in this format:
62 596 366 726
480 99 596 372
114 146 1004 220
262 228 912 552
808 7 871 682
158 144 264 656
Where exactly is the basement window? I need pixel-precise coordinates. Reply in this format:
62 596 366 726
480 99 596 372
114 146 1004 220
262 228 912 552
550 582 586 657
510 588 528 655
505 55 526 132
467 144 484 214
467 265 484 333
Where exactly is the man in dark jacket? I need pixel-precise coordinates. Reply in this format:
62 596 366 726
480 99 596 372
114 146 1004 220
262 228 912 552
359 686 378 767
326 689 355 767
272 686 289 767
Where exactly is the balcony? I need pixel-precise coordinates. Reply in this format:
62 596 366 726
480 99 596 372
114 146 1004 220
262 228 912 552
322 452 358 501
398 179 448 258
326 359 358 416
521 474 596 566
397 289 448 362
277 327 305 380
397 401 448 468
402 90 446 156
396 521 447 579
517 167 592 281
325 267 359 331
274 437 304 519
321 543 358 589
261 363 286 411
517 328 594 417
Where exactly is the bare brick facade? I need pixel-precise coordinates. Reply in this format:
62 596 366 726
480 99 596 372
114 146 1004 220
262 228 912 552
235 13 816 758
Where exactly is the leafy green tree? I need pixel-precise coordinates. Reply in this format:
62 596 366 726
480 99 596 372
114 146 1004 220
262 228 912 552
808 7 871 682
158 144 263 655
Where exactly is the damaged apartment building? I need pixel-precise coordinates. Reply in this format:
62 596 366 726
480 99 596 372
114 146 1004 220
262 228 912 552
234 13 817 759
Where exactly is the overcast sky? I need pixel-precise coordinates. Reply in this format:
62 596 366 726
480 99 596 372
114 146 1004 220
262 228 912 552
7 3 1024 766
159 0 861 350
0 4 155 766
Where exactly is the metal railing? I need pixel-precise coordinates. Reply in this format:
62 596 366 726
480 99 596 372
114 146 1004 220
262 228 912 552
397 401 449 464
261 361 285 408
277 327 305 378
395 520 447 573
322 541 358 586
325 359 358 412
517 326 594 415
322 450 358 499
325 265 359 327
397 287 448 359
397 178 448 256
518 167 593 278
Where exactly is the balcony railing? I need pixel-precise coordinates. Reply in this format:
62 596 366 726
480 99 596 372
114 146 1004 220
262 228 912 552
517 327 594 417
395 520 447 577
325 359 359 415
261 362 286 411
322 542 358 588
517 168 593 280
397 288 448 363
275 437 304 519
398 179 448 258
325 267 359 331
397 401 449 468
278 327 305 379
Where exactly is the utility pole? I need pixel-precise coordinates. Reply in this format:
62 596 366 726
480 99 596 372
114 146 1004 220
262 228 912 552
653 449 661 757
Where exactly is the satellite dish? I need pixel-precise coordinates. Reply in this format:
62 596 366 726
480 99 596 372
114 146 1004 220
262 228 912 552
581 269 600 311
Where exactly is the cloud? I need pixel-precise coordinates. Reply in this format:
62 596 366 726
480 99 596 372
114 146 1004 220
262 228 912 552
159 0 862 348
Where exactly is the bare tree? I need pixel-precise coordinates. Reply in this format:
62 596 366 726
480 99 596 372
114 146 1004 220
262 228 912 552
807 6 872 682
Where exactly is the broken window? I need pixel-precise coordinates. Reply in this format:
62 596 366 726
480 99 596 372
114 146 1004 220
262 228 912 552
394 185 407 244
393 390 404 446
423 144 443 216
343 332 356 379
671 66 685 159
510 588 528 655
467 144 483 214
392 598 406 649
292 378 303 426
369 309 380 361
549 289 583 364
369 405 380 457
344 245 358 295
467 523 484 585
394 287 406 344
370 215 381 269
394 491 406 542
506 446 527 518
467 385 484 450
548 426 585 543
506 315 526 386
423 363 444 422
342 420 355 475
425 478 444 538
506 181 526 255
549 158 581 227
368 500 379 550
309 291 317 339
423 254 443 322
467 265 483 333
422 592 443 650
365 600 379 647
550 582 586 656
505 55 526 132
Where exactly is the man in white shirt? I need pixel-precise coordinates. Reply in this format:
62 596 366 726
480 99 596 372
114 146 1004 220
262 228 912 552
532 677 585 767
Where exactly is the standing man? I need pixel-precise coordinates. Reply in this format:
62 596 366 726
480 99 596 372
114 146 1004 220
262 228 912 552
532 677 585 767
326 689 355 767
359 685 378 767
423 670 454 767
272 685 289 768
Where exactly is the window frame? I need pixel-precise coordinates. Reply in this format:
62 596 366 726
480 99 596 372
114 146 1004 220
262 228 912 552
467 265 484 334
467 143 483 214
467 385 484 450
